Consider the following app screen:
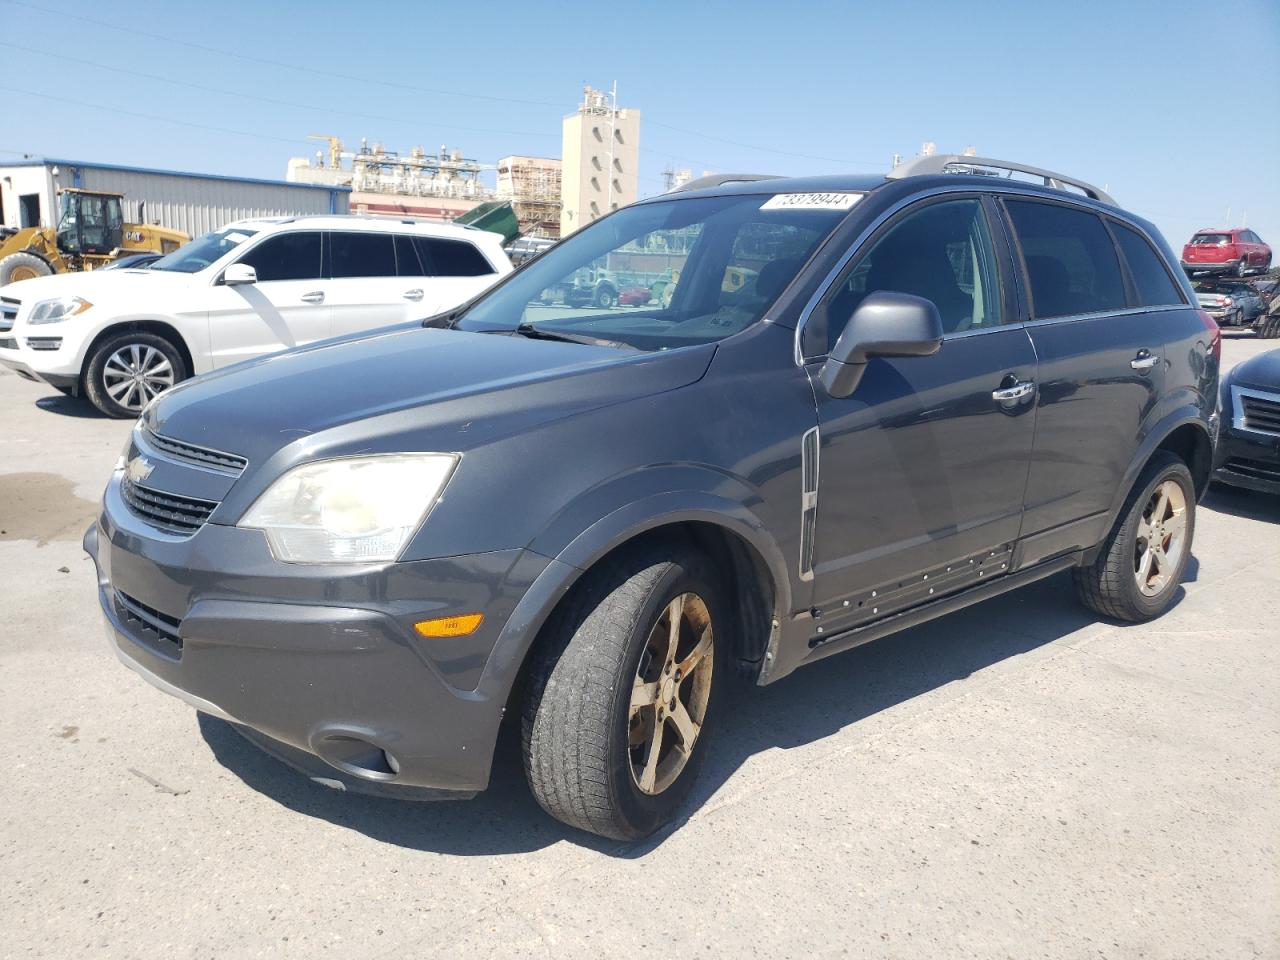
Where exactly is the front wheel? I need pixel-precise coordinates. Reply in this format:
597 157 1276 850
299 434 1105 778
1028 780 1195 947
1073 451 1195 622
1235 259 1247 278
83 331 187 418
522 542 723 840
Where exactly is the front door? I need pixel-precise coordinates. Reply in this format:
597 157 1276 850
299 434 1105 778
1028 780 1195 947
205 229 330 368
805 195 1037 629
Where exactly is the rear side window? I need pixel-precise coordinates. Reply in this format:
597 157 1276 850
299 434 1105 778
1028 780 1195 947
328 232 397 278
236 231 322 282
412 236 495 277
1005 200 1126 319
1112 223 1182 307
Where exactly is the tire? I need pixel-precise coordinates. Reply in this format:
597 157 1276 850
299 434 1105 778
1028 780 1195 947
83 330 187 418
1073 451 1195 622
0 252 53 286
1259 314 1280 340
521 540 725 840
1233 308 1244 328
1235 259 1247 278
594 285 617 309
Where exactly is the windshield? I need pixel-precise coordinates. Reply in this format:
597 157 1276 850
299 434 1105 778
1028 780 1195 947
456 193 855 350
150 226 260 273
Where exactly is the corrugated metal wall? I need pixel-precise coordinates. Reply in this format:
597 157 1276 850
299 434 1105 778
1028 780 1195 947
74 166 350 237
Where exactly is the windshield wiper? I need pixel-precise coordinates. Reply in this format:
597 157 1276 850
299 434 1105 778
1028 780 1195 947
512 322 632 349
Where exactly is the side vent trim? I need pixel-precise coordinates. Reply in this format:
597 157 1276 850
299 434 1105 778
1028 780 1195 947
799 426 820 582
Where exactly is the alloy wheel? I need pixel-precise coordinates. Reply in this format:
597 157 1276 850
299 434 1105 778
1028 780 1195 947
628 592 714 796
1134 479 1188 597
102 343 175 412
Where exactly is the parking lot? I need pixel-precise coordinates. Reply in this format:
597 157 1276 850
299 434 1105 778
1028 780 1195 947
1 333 1277 959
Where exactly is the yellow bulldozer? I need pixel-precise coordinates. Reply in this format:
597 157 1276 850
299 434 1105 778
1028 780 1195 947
0 188 189 286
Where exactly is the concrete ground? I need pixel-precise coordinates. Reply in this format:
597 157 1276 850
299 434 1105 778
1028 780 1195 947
1 332 1277 959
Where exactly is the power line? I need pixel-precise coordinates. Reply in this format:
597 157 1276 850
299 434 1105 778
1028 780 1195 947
2 0 880 173
0 41 557 142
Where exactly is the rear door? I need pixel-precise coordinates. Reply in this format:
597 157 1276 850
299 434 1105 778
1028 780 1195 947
408 234 502 315
326 230 411 337
205 229 329 368
804 194 1038 625
1004 198 1174 565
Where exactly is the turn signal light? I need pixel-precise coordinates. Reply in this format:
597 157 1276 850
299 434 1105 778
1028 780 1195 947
413 613 484 638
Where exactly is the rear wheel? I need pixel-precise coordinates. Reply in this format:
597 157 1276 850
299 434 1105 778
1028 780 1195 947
0 252 52 286
1258 313 1280 339
594 285 618 309
522 541 723 840
1235 259 1247 278
83 331 187 418
1073 451 1195 622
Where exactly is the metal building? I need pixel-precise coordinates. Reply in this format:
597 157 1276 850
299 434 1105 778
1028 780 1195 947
0 157 350 239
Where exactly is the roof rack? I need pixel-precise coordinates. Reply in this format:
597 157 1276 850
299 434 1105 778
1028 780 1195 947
886 155 1116 206
671 173 782 193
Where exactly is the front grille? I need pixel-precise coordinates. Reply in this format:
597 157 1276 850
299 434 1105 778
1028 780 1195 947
121 477 218 534
1225 457 1280 483
146 429 247 475
0 296 17 331
1241 392 1280 436
115 590 183 657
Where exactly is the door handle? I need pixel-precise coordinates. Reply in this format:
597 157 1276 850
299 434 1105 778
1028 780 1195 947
1130 350 1158 371
301 291 325 304
403 289 424 302
992 380 1035 402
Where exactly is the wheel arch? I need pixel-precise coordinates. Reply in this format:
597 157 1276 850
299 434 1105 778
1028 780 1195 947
1092 410 1212 566
80 319 196 388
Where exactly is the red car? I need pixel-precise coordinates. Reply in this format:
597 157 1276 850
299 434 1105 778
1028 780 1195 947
1181 227 1271 278
617 285 653 306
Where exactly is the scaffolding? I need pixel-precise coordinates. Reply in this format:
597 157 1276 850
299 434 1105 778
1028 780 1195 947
497 156 563 238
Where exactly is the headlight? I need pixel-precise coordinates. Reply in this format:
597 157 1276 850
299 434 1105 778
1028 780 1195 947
239 454 458 563
28 296 93 324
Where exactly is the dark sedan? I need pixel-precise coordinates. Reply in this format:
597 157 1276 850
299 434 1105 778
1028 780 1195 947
1214 348 1280 494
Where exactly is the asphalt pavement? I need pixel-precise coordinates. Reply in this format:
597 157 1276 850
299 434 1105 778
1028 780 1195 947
1 332 1276 959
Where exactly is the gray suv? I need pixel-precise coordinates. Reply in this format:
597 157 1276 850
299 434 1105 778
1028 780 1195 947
87 156 1219 840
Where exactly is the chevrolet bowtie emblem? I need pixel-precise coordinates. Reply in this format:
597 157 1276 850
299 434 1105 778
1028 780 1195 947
126 456 155 484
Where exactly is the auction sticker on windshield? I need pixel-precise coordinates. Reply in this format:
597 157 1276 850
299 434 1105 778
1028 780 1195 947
760 192 862 211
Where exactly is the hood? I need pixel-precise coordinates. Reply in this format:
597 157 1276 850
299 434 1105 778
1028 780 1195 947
1227 348 1280 391
5 267 193 305
146 324 716 468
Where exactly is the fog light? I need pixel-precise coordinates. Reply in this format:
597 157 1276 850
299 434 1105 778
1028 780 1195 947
414 612 484 638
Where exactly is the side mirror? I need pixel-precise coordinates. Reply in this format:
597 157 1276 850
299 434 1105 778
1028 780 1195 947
222 263 257 286
819 291 944 398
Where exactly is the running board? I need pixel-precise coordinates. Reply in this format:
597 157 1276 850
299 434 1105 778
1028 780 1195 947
799 553 1081 667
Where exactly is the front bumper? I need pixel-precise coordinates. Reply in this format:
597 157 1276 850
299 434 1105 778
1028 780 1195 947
86 472 557 797
1212 426 1280 495
0 348 80 391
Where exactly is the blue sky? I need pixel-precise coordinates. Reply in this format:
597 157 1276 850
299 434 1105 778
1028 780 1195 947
1 0 1277 250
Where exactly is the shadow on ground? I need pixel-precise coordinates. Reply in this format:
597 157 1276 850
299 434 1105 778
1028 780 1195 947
34 392 111 419
1202 484 1280 524
199 567 1155 858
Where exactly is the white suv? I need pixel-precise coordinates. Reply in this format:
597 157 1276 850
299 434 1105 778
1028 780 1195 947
0 216 512 417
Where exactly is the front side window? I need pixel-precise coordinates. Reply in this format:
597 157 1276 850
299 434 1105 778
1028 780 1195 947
151 226 259 273
455 193 852 351
1005 200 1126 319
1112 223 1182 307
237 231 322 282
327 231 396 279
822 198 1003 350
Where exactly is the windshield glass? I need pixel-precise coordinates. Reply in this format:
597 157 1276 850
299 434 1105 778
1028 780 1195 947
456 193 855 350
150 226 259 273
